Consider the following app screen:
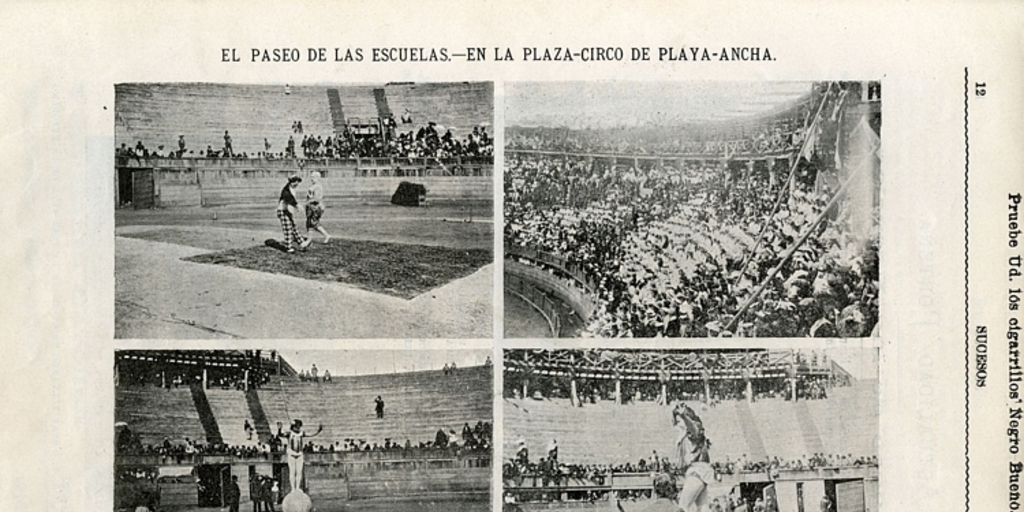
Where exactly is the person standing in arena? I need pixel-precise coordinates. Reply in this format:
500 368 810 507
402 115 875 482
250 474 265 512
673 402 714 512
225 475 241 512
266 478 278 512
277 419 322 494
276 175 310 253
304 172 331 244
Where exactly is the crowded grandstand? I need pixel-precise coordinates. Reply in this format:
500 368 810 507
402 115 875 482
114 82 493 209
115 350 492 512
115 82 492 160
116 116 491 161
504 81 880 338
503 348 878 512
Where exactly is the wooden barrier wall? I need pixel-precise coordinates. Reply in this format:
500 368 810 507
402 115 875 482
504 260 596 322
151 172 492 207
117 157 493 207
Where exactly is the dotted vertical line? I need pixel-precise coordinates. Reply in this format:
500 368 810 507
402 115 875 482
964 65 971 512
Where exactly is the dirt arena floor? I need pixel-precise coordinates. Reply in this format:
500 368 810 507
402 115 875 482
502 291 552 339
503 291 586 339
115 204 493 339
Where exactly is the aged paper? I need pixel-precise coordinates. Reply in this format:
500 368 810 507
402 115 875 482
0 2 1020 512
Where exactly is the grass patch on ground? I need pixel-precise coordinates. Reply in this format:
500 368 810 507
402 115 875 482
183 239 492 299
120 228 263 251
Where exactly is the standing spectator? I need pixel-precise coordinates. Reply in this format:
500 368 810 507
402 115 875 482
116 425 134 453
516 437 529 465
383 115 397 140
245 420 254 441
310 364 318 381
178 135 186 158
264 138 271 155
304 172 331 244
374 396 385 419
267 478 279 511
224 131 234 157
250 474 264 512
225 475 241 512
819 495 832 512
754 497 766 512
548 439 558 464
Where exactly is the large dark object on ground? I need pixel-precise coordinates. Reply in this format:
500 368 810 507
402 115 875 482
391 182 427 207
264 239 290 252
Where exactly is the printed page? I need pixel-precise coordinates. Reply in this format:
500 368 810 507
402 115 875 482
0 2 1019 512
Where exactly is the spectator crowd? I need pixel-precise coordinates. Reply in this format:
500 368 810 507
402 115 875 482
117 421 493 461
506 118 807 158
504 446 876 491
116 120 492 162
504 83 878 338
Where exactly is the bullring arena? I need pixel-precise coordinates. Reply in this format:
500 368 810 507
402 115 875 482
114 82 493 339
115 350 492 512
503 348 878 512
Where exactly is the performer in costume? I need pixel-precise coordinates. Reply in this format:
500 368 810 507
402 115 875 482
277 419 322 493
673 402 714 512
304 172 330 244
276 175 310 253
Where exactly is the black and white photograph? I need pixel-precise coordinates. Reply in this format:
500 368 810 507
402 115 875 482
114 349 493 512
504 81 881 338
502 347 878 512
114 82 494 339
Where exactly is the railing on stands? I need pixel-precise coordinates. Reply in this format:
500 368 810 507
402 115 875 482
506 139 798 161
116 156 494 175
116 448 491 467
506 472 653 494
505 245 599 295
505 465 877 501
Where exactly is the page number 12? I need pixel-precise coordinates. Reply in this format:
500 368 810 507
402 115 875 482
975 82 987 97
